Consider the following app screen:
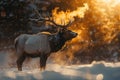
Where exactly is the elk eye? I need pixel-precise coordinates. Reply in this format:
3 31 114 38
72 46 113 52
62 29 66 32
64 29 68 31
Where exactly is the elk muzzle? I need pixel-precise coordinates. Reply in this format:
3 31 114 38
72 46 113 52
65 31 78 41
71 32 78 38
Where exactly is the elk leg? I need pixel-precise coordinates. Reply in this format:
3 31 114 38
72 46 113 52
40 54 48 70
16 54 26 71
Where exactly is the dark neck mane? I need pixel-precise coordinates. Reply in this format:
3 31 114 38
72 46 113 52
49 33 66 52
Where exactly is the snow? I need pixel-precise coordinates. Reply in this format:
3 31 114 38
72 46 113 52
0 62 120 80
0 50 120 80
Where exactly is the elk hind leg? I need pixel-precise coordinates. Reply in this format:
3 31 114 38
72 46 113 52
16 54 26 71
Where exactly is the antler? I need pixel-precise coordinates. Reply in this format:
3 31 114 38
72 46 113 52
47 17 73 28
28 1 73 28
48 13 73 28
30 12 73 28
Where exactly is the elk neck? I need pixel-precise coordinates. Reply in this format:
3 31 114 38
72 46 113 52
48 33 66 52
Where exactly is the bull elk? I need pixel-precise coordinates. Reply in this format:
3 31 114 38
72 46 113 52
15 17 78 71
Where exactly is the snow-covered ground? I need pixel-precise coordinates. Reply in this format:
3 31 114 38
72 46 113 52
0 62 120 80
0 50 120 80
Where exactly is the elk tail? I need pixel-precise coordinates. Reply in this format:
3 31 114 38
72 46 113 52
14 38 18 50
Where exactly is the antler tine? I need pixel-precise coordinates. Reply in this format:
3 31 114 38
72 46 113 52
49 19 73 28
29 8 50 22
29 0 50 22
34 9 43 19
64 20 73 28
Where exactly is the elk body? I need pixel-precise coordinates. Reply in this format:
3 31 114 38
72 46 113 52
15 21 77 71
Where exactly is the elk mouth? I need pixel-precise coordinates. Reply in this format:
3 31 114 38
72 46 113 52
72 32 78 38
67 32 78 41
73 33 78 37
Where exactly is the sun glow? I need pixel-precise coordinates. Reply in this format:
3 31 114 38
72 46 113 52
102 0 111 3
52 3 89 25
97 0 120 6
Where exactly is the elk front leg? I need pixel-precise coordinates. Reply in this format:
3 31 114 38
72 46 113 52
16 54 26 71
40 54 48 71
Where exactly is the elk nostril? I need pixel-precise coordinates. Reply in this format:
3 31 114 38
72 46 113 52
76 33 78 36
73 33 78 37
75 33 78 36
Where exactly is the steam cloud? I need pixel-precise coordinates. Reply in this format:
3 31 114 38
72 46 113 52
52 3 89 25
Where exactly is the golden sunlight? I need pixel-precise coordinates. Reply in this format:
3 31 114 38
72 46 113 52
102 0 111 3
52 3 89 25
97 0 120 6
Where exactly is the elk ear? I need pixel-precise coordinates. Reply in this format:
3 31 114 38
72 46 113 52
57 27 63 33
57 27 60 32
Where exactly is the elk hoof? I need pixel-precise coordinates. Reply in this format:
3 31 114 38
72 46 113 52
18 68 22 71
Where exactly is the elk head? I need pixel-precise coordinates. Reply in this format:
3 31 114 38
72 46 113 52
58 28 78 41
44 17 78 40
49 19 78 41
